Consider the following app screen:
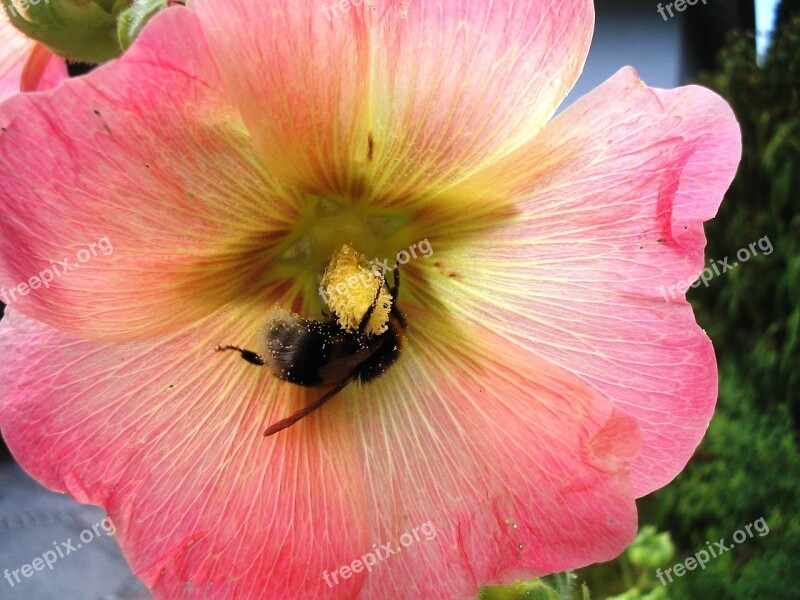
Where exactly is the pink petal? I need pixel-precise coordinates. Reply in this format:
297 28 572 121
352 311 640 597
19 42 68 92
426 67 741 497
0 303 639 598
0 307 370 599
197 0 594 200
0 8 299 341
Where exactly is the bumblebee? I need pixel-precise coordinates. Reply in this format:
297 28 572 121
216 266 405 436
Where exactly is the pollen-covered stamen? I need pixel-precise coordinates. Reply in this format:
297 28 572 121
321 244 392 336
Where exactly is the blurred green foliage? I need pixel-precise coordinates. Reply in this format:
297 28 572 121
478 573 590 600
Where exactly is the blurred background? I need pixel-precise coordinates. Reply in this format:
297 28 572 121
1 0 798 598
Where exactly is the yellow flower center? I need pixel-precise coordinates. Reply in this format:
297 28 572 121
271 196 414 314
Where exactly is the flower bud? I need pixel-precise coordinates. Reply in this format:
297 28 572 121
4 0 130 63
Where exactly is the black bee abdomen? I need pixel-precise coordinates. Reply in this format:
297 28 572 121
264 308 406 388
353 313 405 384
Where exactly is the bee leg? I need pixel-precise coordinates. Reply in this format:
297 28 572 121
264 377 354 436
357 278 385 333
215 344 265 366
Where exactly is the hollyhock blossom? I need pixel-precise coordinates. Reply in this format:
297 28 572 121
0 1 740 599
0 17 67 100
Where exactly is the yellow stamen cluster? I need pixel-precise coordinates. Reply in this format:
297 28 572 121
321 245 392 336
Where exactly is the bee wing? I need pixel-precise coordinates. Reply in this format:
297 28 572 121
264 375 356 436
316 342 380 384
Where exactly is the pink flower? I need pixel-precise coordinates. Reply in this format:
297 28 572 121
0 2 740 598
0 17 67 101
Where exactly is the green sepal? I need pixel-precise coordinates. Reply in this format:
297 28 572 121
117 0 169 51
3 0 130 63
